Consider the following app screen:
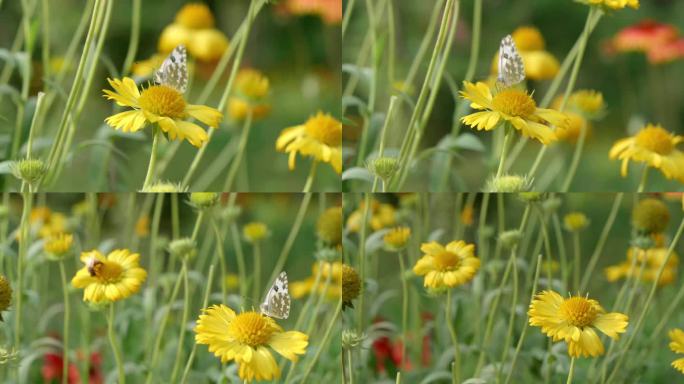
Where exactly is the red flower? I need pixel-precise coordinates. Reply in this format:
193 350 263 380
613 20 679 53
42 351 103 384
647 38 684 64
421 312 434 366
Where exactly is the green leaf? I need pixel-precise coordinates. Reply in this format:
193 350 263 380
342 167 373 183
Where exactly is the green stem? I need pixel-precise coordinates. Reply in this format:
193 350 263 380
302 161 318 193
496 126 513 179
342 0 356 39
580 193 623 291
108 303 126 384
169 259 190 383
445 289 461 383
398 250 409 374
297 300 342 383
180 265 215 383
142 128 161 191
572 232 581 291
211 219 228 303
223 112 253 190
504 254 543 384
637 165 649 193
606 218 684 383
230 222 248 305
266 193 312 286
567 358 576 384
121 0 141 75
561 121 588 192
59 262 70 384
356 193 371 331
15 190 31 354
371 96 399 192
252 243 261 304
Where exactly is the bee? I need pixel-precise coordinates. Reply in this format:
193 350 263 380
86 256 104 277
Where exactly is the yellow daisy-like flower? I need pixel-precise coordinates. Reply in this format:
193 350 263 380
553 90 606 119
71 249 147 303
669 328 684 374
291 262 343 300
528 290 628 357
609 124 684 182
44 232 74 259
459 81 569 145
103 77 222 148
345 200 397 233
276 112 342 174
604 247 679 286
383 227 411 251
228 69 271 121
158 3 230 62
195 304 308 381
243 222 270 243
412 241 480 289
577 0 639 10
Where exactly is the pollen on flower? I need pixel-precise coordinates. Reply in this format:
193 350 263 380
560 296 598 328
91 261 124 283
138 85 187 119
635 125 674 155
305 113 342 147
434 251 459 271
492 89 537 118
228 312 275 347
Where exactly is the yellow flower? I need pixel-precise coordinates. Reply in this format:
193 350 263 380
632 198 670 234
564 212 589 232
0 275 11 322
512 26 545 51
44 232 74 259
553 90 606 119
189 192 219 208
577 0 639 10
604 247 678 286
461 204 474 226
316 206 342 245
131 54 165 78
345 200 397 233
609 124 684 182
291 262 343 300
554 112 591 144
669 328 684 374
135 215 150 237
29 207 68 239
228 69 271 121
103 77 222 147
158 3 230 62
413 241 480 289
276 112 342 174
71 249 147 303
243 222 269 243
383 227 411 251
195 304 308 381
528 290 628 357
460 81 569 145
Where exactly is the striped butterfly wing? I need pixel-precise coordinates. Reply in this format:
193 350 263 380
497 35 525 88
154 45 188 94
260 272 291 319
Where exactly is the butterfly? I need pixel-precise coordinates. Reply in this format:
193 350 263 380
260 271 291 319
497 34 525 88
154 45 188 94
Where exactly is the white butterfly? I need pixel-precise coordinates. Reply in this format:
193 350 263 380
260 272 291 319
497 35 525 88
154 45 188 94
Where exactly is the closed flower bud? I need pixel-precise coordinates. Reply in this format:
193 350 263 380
367 157 399 182
0 275 11 322
518 192 545 202
189 192 218 208
143 181 186 193
316 207 342 245
564 212 589 232
243 222 269 243
499 230 522 249
169 237 197 261
342 264 360 310
10 158 47 185
485 174 531 193
341 329 366 349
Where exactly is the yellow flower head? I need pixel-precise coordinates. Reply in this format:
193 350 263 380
553 90 606 119
0 275 11 321
44 232 74 260
564 212 589 232
413 241 480 289
187 29 230 62
605 246 678 286
229 69 271 121
316 206 342 245
71 249 147 303
577 0 639 10
28 207 68 240
276 112 342 174
195 304 308 381
135 215 150 238
610 124 684 182
460 81 569 145
175 3 215 29
528 290 628 358
243 222 270 243
512 26 546 51
632 198 670 234
554 112 590 144
131 54 166 78
291 262 343 300
669 328 684 374
345 200 397 233
342 264 361 309
103 77 222 147
383 227 411 251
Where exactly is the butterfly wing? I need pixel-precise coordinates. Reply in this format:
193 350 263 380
154 45 188 93
497 35 525 87
260 272 291 319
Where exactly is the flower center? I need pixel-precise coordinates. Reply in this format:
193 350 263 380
304 113 342 147
90 260 124 284
139 85 187 119
635 126 674 155
560 296 597 328
228 312 275 347
492 89 537 118
434 251 460 271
